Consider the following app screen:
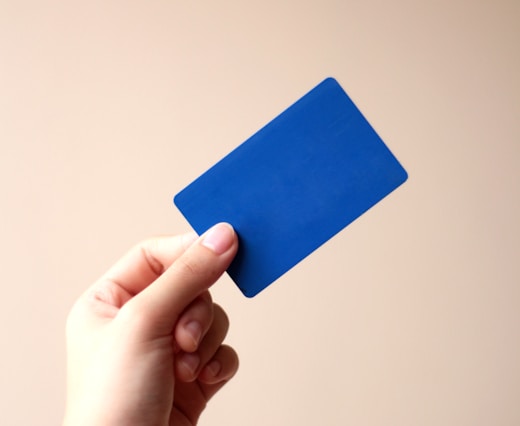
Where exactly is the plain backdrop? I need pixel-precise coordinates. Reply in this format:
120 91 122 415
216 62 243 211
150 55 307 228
1 1 519 425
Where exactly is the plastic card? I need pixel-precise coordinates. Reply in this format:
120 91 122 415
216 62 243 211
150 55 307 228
174 77 408 297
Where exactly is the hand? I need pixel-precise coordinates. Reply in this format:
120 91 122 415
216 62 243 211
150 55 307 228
63 223 240 426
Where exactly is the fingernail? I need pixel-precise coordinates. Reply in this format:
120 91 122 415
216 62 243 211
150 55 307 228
206 360 221 377
185 321 202 349
201 223 234 255
181 352 200 375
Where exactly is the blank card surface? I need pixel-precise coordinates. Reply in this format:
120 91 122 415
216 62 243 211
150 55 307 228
174 77 408 297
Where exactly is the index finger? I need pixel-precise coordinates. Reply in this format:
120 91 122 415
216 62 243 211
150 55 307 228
101 232 198 297
122 223 238 337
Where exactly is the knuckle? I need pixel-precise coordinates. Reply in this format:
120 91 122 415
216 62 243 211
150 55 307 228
174 250 222 283
213 303 230 332
175 253 204 277
179 295 213 326
140 243 164 276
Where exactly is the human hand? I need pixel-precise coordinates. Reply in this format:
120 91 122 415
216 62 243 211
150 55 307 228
63 223 239 426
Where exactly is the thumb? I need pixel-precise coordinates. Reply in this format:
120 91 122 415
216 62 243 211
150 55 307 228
120 223 238 337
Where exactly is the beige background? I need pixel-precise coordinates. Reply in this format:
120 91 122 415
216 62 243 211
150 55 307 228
1 0 519 425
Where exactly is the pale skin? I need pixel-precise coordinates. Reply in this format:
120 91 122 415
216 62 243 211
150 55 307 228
63 223 240 426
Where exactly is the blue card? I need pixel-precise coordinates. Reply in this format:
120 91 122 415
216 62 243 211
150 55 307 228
174 77 408 297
